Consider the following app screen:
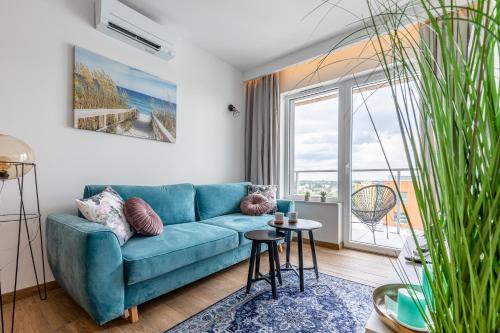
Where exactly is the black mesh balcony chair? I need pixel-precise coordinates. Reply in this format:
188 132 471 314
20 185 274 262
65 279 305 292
351 185 397 244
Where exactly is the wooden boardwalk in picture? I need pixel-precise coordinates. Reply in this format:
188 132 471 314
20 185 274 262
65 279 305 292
74 108 138 132
75 108 175 143
152 114 175 143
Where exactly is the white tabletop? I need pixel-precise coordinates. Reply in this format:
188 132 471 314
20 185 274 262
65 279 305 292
364 238 423 333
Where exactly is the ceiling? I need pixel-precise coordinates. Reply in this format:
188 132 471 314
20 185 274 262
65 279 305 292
119 0 372 72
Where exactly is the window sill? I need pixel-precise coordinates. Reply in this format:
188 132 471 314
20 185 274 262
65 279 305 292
290 199 341 205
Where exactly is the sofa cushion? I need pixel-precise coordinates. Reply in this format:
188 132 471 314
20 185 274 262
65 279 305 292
76 186 135 245
124 197 163 236
195 182 250 220
240 194 273 216
83 184 196 225
199 213 275 246
248 184 278 213
121 222 239 285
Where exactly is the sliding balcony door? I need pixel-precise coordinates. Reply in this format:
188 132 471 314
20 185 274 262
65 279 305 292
282 71 421 255
343 77 422 254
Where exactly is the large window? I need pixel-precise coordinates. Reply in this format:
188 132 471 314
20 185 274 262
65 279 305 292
286 88 339 200
283 71 421 253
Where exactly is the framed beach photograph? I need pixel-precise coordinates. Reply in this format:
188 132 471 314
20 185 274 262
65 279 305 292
73 46 177 143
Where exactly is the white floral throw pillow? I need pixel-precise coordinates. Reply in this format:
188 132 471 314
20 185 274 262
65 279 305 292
248 185 278 214
75 186 135 245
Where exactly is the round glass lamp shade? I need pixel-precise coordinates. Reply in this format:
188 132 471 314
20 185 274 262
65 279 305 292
0 134 35 180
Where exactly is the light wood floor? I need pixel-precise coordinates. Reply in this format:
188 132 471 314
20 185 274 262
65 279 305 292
2 243 393 333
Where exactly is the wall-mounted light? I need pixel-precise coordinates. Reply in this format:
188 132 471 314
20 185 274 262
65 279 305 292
228 104 240 118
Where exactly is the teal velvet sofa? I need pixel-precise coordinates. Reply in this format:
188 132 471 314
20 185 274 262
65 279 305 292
46 182 294 325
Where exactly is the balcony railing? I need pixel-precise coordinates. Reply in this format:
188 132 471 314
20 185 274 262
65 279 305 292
294 168 415 234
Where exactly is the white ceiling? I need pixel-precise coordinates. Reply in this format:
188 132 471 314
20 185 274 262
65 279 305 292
119 0 372 72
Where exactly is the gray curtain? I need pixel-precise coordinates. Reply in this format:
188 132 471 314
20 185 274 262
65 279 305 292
419 13 471 77
244 73 280 185
418 13 470 200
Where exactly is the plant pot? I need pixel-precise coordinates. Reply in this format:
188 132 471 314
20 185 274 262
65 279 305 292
320 197 326 203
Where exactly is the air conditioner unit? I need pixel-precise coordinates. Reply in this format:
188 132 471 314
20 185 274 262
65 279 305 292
95 0 175 60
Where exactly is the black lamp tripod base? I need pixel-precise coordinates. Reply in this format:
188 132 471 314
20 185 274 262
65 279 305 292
0 163 47 333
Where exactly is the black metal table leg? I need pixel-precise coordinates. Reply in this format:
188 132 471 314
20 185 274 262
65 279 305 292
255 243 261 278
297 231 304 292
246 242 256 294
268 242 277 299
272 242 282 285
285 230 291 268
309 230 319 279
267 219 323 295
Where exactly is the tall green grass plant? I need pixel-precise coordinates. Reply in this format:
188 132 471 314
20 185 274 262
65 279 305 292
315 0 498 331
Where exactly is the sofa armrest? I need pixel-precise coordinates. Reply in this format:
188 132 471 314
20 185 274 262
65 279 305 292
46 213 125 325
277 199 295 216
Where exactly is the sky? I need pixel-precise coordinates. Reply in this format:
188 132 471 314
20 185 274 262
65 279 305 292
294 82 419 182
295 94 338 172
351 84 416 170
75 47 177 103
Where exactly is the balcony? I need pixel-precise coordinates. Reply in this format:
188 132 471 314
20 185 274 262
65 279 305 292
293 168 422 249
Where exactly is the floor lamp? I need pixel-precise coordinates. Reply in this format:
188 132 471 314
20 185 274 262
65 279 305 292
0 134 47 333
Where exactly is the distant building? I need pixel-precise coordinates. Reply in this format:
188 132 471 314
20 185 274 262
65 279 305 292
383 179 423 230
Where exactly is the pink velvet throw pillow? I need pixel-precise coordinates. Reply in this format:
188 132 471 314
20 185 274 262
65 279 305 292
123 197 163 236
240 193 273 216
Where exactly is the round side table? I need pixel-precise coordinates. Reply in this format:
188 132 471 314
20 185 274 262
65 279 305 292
268 219 323 292
244 230 285 299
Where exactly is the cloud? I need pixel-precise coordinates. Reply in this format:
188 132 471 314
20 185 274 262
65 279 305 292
296 131 337 144
352 133 409 168
351 82 417 170
352 130 376 145
294 96 339 171
291 82 418 180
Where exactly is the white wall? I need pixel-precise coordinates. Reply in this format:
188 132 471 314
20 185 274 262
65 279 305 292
0 0 244 293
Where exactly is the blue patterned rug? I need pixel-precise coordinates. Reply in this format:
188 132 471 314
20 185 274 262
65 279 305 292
166 270 374 333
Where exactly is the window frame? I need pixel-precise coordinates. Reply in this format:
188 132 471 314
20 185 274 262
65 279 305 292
394 212 409 224
344 69 420 253
283 82 342 203
282 66 421 255
400 192 409 203
282 71 392 205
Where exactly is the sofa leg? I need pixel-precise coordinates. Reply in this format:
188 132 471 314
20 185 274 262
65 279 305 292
129 306 139 323
121 310 130 319
278 244 283 253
